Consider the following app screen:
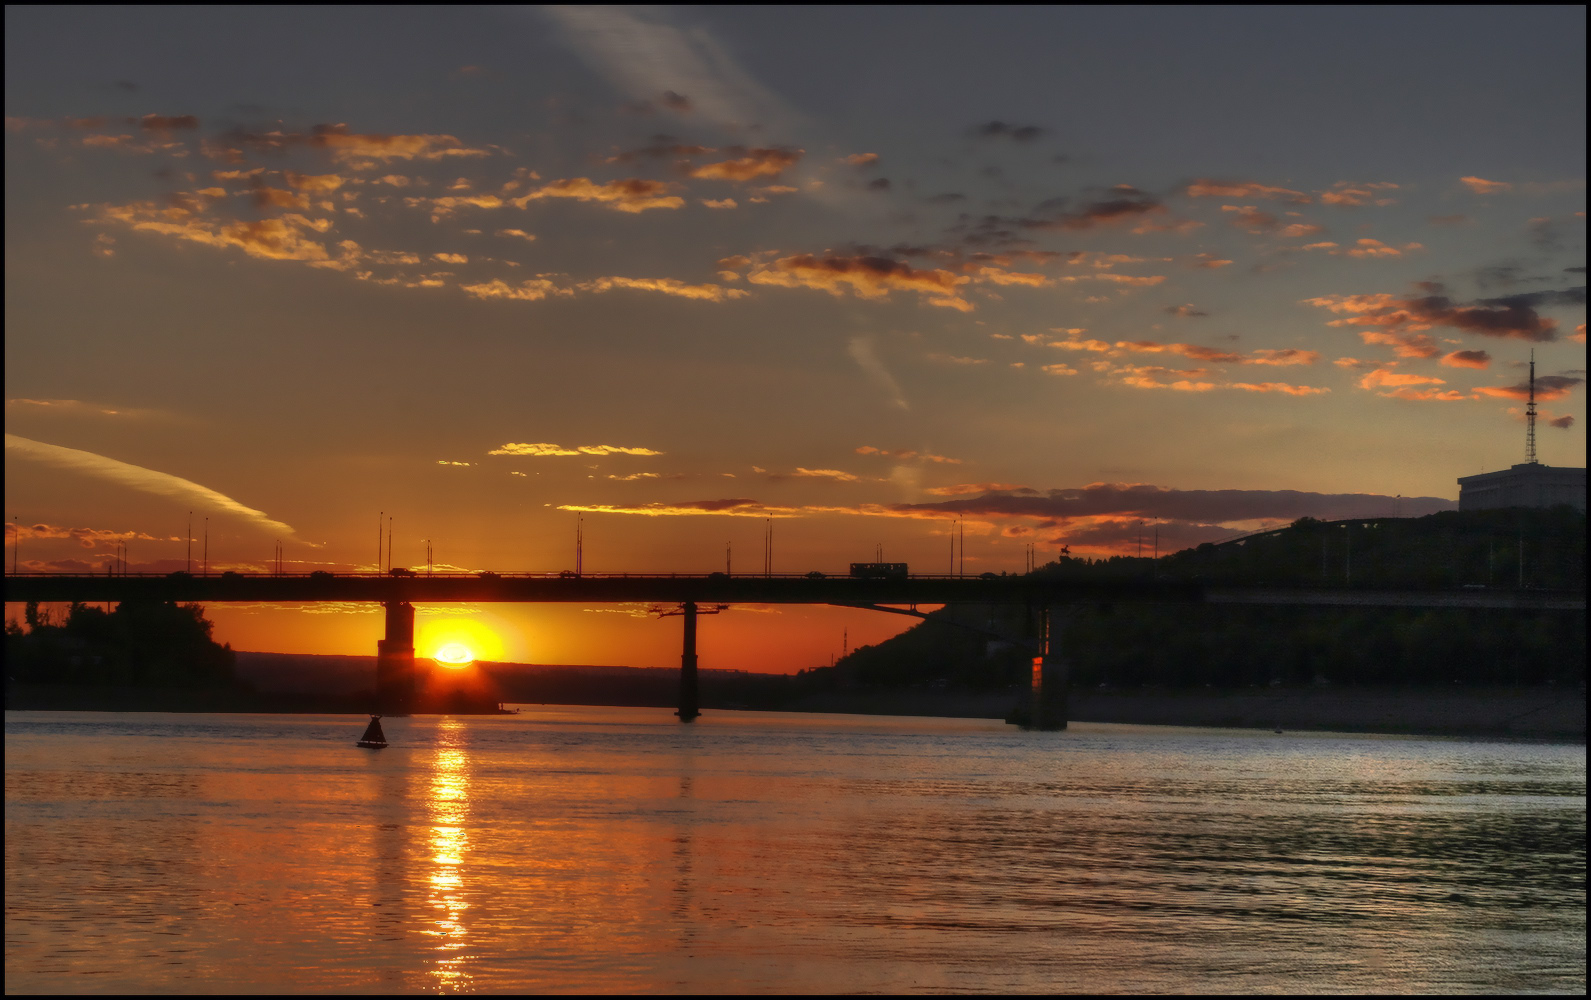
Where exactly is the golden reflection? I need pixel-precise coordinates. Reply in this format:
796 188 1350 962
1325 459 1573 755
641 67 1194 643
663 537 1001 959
427 720 473 992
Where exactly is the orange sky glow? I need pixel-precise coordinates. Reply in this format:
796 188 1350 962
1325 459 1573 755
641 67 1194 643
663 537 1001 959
4 7 1585 671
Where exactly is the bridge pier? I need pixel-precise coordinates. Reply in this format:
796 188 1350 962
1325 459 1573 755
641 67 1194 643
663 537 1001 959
677 600 699 723
1029 607 1068 730
376 600 416 715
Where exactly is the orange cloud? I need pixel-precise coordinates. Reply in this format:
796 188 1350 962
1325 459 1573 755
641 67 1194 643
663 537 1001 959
855 446 960 464
512 177 684 213
1279 222 1325 238
207 124 491 168
843 153 879 167
1229 381 1330 396
1441 350 1491 369
1112 341 1318 366
974 266 1050 287
1341 238 1423 258
1184 180 1310 203
746 254 971 311
1377 387 1469 401
1460 176 1512 195
408 193 506 220
1247 349 1320 366
489 443 664 457
925 483 1030 496
1318 181 1398 206
98 201 331 262
559 499 800 518
282 171 345 192
688 148 802 181
1222 204 1280 233
1359 330 1440 358
1358 368 1446 389
577 276 748 302
458 278 562 301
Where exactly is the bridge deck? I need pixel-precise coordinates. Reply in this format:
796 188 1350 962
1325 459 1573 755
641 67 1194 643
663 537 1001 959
4 573 1583 610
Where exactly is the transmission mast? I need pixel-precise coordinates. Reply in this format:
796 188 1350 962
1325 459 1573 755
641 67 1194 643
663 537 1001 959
1525 350 1538 465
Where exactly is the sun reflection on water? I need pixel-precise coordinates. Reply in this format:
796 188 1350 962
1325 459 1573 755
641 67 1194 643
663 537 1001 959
427 720 473 992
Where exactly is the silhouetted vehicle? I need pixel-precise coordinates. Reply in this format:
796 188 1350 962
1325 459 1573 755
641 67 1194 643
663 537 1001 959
850 562 908 579
980 572 999 580
708 572 729 581
558 570 578 579
478 572 500 580
166 571 193 580
221 571 242 581
309 571 334 580
389 567 415 577
806 571 826 579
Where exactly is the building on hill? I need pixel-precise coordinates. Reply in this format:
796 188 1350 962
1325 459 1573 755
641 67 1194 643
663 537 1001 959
1458 464 1586 512
1457 353 1586 513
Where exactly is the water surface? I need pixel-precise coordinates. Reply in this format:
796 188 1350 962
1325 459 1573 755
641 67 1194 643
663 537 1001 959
5 708 1584 993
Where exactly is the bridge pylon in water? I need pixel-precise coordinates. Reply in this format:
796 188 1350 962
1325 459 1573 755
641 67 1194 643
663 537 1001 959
677 600 699 722
376 601 416 715
1026 606 1068 730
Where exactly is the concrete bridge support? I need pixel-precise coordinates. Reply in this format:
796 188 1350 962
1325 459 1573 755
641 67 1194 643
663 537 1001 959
376 600 416 715
1029 606 1068 730
677 601 700 722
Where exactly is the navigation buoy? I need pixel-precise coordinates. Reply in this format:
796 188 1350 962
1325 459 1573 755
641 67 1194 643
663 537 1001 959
356 715 388 749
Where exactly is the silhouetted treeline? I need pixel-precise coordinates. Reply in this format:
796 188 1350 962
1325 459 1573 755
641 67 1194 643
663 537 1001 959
808 508 1586 693
5 600 235 687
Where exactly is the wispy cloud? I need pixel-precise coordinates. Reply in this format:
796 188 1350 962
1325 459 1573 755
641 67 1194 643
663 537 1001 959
847 336 909 410
488 442 664 457
540 6 799 130
5 434 297 536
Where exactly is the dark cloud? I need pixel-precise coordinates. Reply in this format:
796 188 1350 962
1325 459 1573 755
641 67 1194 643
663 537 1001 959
1441 349 1492 369
1164 304 1209 318
892 483 1454 524
604 134 715 163
1547 415 1575 428
1033 186 1164 231
972 121 1046 142
114 80 138 92
867 177 891 191
1529 217 1564 250
138 114 199 131
953 186 1167 242
1473 374 1584 402
1310 285 1582 342
660 91 693 112
924 192 966 204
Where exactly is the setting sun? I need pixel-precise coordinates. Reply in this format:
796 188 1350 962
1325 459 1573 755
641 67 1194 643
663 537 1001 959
434 643 476 668
419 615 507 666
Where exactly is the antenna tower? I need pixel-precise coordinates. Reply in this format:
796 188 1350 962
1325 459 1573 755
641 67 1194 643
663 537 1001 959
1525 350 1538 465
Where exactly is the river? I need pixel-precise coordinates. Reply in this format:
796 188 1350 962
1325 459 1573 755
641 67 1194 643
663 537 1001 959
4 708 1584 993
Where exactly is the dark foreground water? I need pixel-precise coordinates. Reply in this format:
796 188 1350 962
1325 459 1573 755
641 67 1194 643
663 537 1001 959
4 708 1585 994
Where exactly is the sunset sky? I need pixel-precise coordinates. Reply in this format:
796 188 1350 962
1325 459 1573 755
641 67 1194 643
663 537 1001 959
5 6 1585 670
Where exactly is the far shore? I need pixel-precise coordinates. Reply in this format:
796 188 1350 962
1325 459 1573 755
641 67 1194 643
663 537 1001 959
6 680 1584 742
785 685 1587 741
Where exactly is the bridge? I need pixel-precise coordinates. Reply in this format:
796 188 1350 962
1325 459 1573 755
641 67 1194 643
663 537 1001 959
6 571 1583 728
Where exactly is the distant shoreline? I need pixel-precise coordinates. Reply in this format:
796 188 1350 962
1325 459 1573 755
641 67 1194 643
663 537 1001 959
6 680 1582 742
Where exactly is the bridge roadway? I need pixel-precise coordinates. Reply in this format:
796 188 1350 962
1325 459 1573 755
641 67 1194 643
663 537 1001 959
7 572 1581 727
4 571 1585 610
